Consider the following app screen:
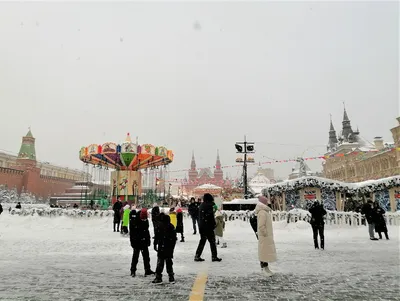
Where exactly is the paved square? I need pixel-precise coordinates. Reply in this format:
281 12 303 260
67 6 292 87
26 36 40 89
0 214 399 300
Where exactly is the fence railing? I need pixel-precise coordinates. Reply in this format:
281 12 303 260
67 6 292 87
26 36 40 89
6 208 400 227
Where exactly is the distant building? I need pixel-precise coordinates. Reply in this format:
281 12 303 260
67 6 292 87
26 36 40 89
0 130 89 199
323 108 400 182
181 151 232 196
249 165 272 195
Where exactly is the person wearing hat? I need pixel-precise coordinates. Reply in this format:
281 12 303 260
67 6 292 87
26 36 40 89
169 207 177 229
129 208 155 277
255 194 277 277
194 193 222 262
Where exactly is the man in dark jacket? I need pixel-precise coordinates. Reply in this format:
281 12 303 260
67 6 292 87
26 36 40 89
194 193 221 262
153 213 177 284
130 208 155 277
188 198 199 234
151 203 161 237
309 200 327 249
361 200 378 240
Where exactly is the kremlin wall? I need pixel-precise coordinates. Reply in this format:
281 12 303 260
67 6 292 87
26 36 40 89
0 130 88 200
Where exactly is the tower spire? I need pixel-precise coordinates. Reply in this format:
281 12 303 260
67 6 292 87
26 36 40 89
341 103 354 142
190 151 196 170
17 129 37 161
215 149 221 169
328 115 338 152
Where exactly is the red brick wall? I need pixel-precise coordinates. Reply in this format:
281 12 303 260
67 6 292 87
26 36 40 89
0 167 24 191
36 176 76 198
0 166 76 199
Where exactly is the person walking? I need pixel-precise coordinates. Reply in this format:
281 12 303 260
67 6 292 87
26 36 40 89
309 200 327 250
255 195 277 277
362 200 379 240
153 213 177 284
373 202 389 240
188 198 199 234
130 208 155 277
175 208 185 242
113 199 123 232
194 193 222 262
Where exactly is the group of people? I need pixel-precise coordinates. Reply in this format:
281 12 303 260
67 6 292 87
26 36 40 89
109 193 228 284
361 200 390 240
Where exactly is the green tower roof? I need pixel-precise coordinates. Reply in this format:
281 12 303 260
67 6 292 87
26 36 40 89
18 129 36 160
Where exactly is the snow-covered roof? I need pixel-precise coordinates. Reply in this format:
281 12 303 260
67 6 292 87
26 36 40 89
263 175 400 194
194 183 222 190
249 173 271 194
223 198 258 204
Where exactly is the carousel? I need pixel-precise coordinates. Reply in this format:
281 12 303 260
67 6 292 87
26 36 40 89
79 133 174 204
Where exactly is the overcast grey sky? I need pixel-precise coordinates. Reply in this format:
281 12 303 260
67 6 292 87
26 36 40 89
0 1 398 180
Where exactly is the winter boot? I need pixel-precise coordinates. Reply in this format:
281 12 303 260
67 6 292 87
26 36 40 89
262 266 273 277
169 274 175 284
385 232 389 240
145 270 155 277
378 233 383 239
212 257 222 262
221 242 227 248
314 239 319 249
131 271 136 277
320 239 324 250
180 234 185 242
194 256 205 262
370 237 379 241
152 275 162 284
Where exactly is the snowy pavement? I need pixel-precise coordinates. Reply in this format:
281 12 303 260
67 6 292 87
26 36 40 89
0 215 399 301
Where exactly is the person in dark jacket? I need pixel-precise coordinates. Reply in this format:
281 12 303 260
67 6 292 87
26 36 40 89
373 202 389 240
153 213 177 284
361 200 378 240
188 198 199 234
176 208 185 242
130 208 155 277
15 202 21 209
0 203 3 215
309 200 327 250
194 193 222 262
112 199 123 232
151 203 161 237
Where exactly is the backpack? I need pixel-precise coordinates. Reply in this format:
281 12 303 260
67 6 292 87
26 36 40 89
249 214 258 239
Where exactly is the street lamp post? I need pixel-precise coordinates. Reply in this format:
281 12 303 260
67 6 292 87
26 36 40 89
235 136 255 199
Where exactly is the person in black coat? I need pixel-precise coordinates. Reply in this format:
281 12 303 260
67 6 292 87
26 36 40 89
361 200 378 240
151 203 160 237
130 208 155 277
176 208 185 242
112 199 123 232
15 202 21 209
153 213 177 284
188 198 199 234
309 200 327 250
194 193 221 262
0 203 3 215
373 202 389 240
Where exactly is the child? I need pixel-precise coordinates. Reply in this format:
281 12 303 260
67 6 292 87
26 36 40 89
153 213 177 284
130 208 155 277
176 208 185 242
215 209 227 248
121 205 131 235
169 208 177 229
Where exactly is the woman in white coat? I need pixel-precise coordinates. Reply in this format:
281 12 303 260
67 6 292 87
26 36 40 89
255 195 277 276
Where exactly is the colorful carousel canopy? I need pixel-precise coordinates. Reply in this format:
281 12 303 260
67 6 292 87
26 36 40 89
79 133 174 171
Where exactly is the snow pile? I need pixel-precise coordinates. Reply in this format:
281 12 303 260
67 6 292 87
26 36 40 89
0 186 44 204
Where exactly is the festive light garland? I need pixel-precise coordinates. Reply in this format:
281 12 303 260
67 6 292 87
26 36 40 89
167 147 400 174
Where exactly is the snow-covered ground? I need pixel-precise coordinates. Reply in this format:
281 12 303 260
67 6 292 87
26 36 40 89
0 215 399 301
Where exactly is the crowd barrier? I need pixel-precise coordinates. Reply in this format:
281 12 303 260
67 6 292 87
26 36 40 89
6 207 400 227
